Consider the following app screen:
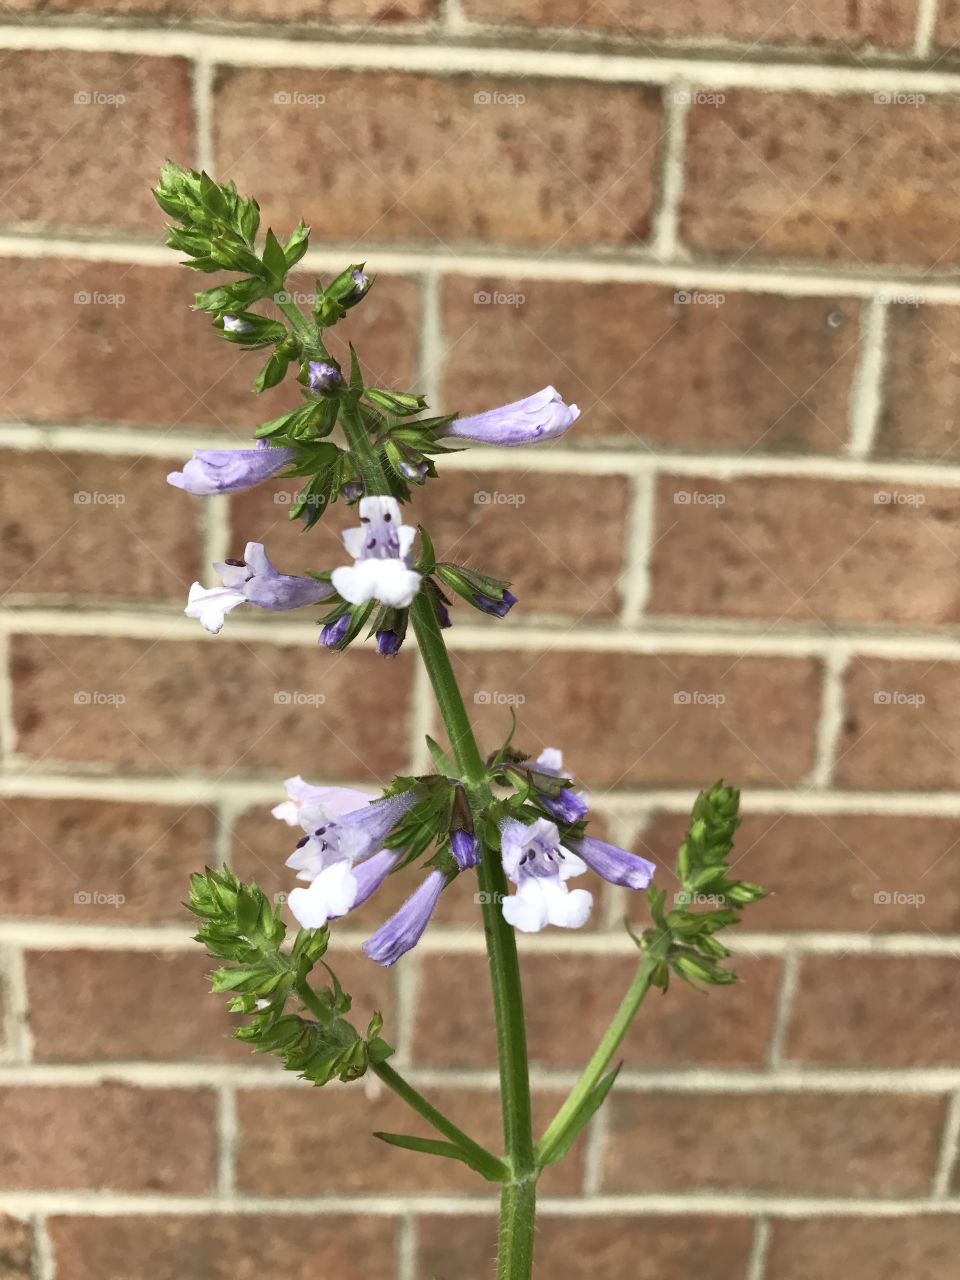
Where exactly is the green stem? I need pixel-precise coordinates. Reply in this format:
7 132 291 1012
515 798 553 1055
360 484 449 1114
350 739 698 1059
537 957 655 1159
275 293 315 343
337 400 539 1275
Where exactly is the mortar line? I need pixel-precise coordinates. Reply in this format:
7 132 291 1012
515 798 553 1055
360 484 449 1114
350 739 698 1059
581 1097 612 1196
846 297 889 458
216 1084 238 1197
392 951 419 1069
191 56 215 174
808 649 850 788
651 82 691 260
933 1089 960 1196
398 1211 418 1280
0 946 33 1064
408 658 434 775
766 951 801 1069
745 1216 772 1280
0 631 17 768
31 1215 55 1280
915 0 941 57
419 268 443 410
619 470 657 628
3 28 960 92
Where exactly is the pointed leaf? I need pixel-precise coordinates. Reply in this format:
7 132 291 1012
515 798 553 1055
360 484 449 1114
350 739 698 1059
538 1064 622 1167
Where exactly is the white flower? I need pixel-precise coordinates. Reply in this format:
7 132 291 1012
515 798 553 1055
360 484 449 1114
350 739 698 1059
184 581 246 634
330 496 422 608
499 816 593 933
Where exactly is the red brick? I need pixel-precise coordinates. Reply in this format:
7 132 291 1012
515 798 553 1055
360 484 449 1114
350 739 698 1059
602 1091 945 1195
0 1085 215 1190
0 258 419 431
836 657 960 790
26 946 392 1063
7 0 432 16
787 956 960 1066
639 810 960 933
648 474 960 625
441 277 859 450
413 952 780 1068
766 1217 960 1280
48 1214 397 1280
682 92 960 268
236 1086 582 1195
0 798 213 922
215 69 663 249
0 1216 32 1279
877 303 960 461
460 0 915 46
938 1 960 46
0 52 192 233
10 633 412 780
0 452 200 602
417 1213 754 1280
440 649 822 787
230 468 631 619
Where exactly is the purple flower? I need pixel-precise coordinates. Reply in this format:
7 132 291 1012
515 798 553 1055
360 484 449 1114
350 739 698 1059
444 386 579 448
331 496 422 609
168 441 295 496
566 836 656 891
223 315 253 334
399 460 429 482
341 481 364 502
376 629 403 657
272 776 372 827
474 589 517 618
363 869 448 967
307 361 342 392
288 848 400 929
287 790 418 877
499 817 592 933
451 829 480 870
346 268 370 301
531 747 589 824
319 615 351 648
184 542 335 634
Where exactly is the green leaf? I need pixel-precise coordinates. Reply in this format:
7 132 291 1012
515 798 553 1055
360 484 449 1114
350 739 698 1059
284 220 310 268
253 351 291 392
425 735 457 777
373 1132 507 1182
262 228 288 285
537 1064 622 1167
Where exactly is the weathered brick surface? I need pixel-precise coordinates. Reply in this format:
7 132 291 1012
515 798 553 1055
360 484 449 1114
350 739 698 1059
1 452 200 601
215 69 664 249
0 52 193 233
766 1218 960 1280
417 1213 755 1280
0 1217 32 1280
836 657 960 789
441 277 859 450
938 1 960 45
10 633 412 779
441 649 822 786
0 259 419 431
236 1087 582 1195
0 798 213 922
413 952 780 1068
0 1085 215 1190
230 468 631 618
459 0 915 46
639 810 960 933
786 956 960 1066
601 1091 946 1194
877 303 960 461
26 946 391 1062
648 474 960 625
682 93 960 268
48 1215 398 1280
6 0 432 16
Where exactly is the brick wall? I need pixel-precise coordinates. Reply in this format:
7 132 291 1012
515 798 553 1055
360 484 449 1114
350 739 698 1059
1 7 960 1279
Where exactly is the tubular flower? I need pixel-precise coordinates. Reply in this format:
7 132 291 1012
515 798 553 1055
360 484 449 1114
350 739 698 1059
362 869 448 967
443 386 579 448
531 747 590 824
331 496 422 608
167 441 296 495
281 786 418 930
185 542 335 634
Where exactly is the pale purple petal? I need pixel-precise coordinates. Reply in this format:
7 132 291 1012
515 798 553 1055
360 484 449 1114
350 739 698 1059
168 443 295 496
568 836 656 891
363 869 448 967
443 386 579 448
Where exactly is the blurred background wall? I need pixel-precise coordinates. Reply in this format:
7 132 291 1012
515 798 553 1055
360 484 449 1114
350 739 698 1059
2 4 960 1278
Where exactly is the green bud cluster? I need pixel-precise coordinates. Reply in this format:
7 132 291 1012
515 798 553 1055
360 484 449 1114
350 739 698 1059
188 867 393 1085
632 782 764 989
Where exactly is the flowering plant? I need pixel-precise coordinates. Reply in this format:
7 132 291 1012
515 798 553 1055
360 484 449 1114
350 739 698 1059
158 163 764 1277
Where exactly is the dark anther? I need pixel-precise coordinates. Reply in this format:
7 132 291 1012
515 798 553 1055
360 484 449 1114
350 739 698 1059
295 835 309 849
224 558 245 567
